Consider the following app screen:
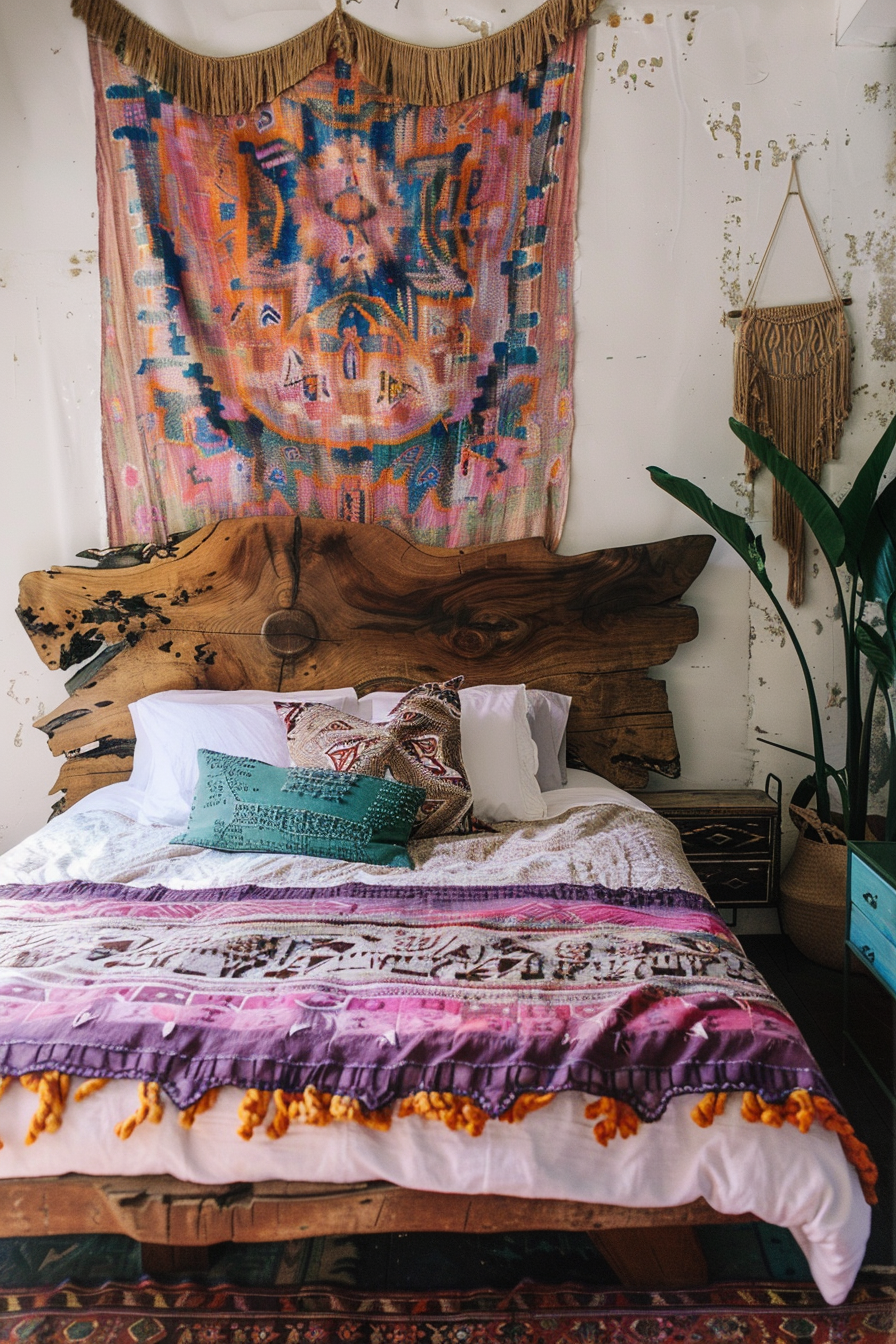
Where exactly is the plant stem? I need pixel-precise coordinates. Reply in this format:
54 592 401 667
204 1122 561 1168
842 571 862 828
771 594 832 824
853 669 880 841
884 692 896 842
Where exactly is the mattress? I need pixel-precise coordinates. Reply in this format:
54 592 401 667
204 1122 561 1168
0 772 872 1305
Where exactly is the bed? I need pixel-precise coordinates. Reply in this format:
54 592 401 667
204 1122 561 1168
0 517 876 1304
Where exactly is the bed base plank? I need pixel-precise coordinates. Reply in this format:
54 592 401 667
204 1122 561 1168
589 1227 710 1289
0 1176 756 1246
141 1243 212 1277
18 517 714 806
141 1229 711 1291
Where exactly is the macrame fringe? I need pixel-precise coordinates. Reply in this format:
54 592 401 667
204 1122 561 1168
71 0 598 115
690 1089 878 1206
734 299 851 607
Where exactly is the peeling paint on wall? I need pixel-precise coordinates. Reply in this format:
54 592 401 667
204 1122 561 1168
708 102 743 159
886 132 896 194
864 83 895 110
593 32 664 89
826 683 846 708
67 249 96 279
450 15 491 37
750 599 787 648
729 473 755 518
720 201 746 312
845 226 896 364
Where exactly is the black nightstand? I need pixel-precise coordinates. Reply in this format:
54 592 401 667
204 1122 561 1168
632 781 781 908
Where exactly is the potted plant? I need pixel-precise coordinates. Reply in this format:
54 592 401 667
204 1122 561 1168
648 410 896 965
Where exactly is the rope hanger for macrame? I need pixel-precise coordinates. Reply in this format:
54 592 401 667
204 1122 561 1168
727 158 852 319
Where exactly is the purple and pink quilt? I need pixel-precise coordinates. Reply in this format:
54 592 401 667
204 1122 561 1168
0 876 835 1117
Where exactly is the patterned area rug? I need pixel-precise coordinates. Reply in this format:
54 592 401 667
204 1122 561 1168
0 1278 894 1344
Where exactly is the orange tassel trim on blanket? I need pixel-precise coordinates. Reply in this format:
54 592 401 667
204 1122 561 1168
0 1077 11 1148
398 1091 490 1136
234 1086 392 1141
20 1072 70 1146
264 1086 393 1139
114 1081 164 1139
584 1096 641 1146
690 1090 879 1206
0 1075 877 1204
179 1089 221 1130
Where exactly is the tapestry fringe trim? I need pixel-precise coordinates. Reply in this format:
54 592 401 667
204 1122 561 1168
0 1073 878 1206
71 0 598 114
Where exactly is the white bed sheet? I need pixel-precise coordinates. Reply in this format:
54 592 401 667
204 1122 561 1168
0 779 871 1305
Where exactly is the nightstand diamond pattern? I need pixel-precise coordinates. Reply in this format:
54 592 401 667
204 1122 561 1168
632 789 780 908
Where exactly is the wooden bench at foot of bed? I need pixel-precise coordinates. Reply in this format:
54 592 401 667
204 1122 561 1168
0 1175 755 1288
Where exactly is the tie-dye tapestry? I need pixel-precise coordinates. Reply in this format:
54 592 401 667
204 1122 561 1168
90 26 585 548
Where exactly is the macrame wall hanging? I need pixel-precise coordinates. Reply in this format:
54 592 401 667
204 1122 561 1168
733 158 851 606
71 0 596 550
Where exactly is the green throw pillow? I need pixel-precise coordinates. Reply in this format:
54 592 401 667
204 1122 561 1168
173 750 426 868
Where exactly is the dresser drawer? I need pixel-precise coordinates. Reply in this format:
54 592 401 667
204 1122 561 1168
675 816 774 859
690 859 773 906
848 904 896 994
849 855 896 947
633 789 780 908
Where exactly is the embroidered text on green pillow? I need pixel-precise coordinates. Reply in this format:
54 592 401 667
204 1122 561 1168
173 751 426 868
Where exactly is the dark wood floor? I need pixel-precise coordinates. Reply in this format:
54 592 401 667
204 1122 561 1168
740 934 895 1266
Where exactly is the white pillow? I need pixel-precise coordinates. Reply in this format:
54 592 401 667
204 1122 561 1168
526 689 572 791
358 683 546 824
131 687 359 827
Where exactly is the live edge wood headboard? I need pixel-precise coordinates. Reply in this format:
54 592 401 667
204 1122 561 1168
17 518 714 810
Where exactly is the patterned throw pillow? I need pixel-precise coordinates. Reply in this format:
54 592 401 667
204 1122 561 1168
275 677 473 839
173 750 426 868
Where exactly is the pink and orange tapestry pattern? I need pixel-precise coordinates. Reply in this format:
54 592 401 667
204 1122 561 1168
90 28 585 547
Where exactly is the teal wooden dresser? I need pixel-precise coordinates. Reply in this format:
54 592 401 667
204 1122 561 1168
844 840 896 1105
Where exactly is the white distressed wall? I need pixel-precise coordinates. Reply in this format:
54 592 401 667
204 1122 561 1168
0 0 894 879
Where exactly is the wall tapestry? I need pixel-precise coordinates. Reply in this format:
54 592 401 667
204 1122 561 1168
77 0 592 547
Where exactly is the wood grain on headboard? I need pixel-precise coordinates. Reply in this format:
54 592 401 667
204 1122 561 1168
17 518 714 808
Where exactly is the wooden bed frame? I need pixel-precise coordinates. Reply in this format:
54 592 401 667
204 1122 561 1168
10 517 732 1287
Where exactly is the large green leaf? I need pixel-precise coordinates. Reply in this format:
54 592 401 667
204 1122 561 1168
839 410 896 573
858 477 896 604
649 462 831 820
648 466 773 592
856 620 896 684
728 419 846 568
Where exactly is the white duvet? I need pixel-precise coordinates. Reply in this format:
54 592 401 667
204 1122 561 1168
0 772 871 1304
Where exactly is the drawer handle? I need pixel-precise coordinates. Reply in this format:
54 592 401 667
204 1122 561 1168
861 945 876 965
862 890 879 910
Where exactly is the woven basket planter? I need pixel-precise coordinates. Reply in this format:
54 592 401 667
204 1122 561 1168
779 806 848 970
